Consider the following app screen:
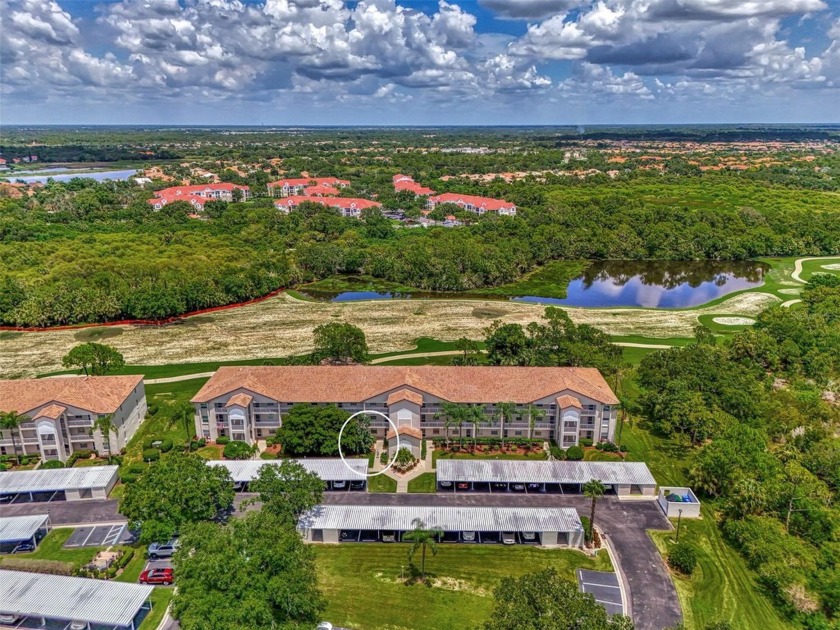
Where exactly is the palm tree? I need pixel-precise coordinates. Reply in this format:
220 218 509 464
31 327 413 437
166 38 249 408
467 405 488 451
404 518 442 581
169 401 196 450
0 411 25 464
439 402 470 449
583 479 606 547
495 402 519 450
93 414 116 458
525 403 546 442
436 403 460 448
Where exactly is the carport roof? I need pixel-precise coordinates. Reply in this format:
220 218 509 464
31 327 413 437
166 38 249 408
0 570 153 627
207 458 368 482
436 461 656 486
0 466 118 494
298 505 583 533
0 514 49 543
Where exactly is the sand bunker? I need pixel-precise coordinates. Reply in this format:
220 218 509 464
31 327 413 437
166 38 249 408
712 317 755 326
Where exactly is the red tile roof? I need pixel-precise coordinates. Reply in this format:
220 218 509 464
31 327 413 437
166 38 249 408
225 393 253 408
556 395 582 409
428 193 515 212
386 389 424 406
274 196 381 211
192 366 618 405
392 174 435 195
268 177 349 188
36 404 67 420
386 425 423 440
304 184 340 196
0 376 143 415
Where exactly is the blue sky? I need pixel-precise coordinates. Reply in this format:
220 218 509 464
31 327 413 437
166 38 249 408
2 0 839 125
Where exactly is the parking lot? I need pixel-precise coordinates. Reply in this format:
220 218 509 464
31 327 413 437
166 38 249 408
62 524 134 548
577 569 624 616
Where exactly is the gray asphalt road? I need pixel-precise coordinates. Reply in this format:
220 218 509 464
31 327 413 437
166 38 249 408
4 494 681 630
0 499 124 525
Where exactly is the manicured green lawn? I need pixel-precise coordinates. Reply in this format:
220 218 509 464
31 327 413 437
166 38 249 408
432 448 547 466
315 543 611 630
195 444 224 460
138 588 175 630
22 528 100 564
407 472 437 493
583 449 623 462
650 512 788 630
115 548 149 584
368 474 397 493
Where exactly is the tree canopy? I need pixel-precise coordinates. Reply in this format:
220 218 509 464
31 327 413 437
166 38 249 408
248 460 324 522
61 342 125 376
121 452 235 544
312 321 369 364
482 568 634 630
275 403 374 457
171 510 325 630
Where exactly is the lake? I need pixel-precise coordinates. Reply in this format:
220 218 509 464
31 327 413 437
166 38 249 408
8 168 140 184
299 261 769 309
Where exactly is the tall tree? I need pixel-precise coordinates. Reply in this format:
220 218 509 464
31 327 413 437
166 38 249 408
468 404 488 450
276 404 373 457
524 403 546 442
0 411 25 464
122 452 235 544
248 460 324 522
451 337 482 366
170 401 196 449
172 511 325 630
484 321 530 366
483 568 634 630
403 518 442 581
312 322 369 364
437 402 470 449
61 342 125 376
93 414 116 457
583 479 606 546
495 402 519 450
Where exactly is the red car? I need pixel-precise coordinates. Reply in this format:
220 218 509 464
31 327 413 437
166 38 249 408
139 568 173 585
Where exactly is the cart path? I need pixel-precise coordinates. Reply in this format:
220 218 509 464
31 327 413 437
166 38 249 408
140 341 676 384
791 256 840 284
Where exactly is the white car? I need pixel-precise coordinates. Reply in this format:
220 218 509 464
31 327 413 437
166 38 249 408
333 481 346 490
0 614 20 624
462 531 476 542
317 623 334 630
502 532 516 545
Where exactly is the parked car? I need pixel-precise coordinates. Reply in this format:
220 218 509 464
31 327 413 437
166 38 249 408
457 482 470 490
233 481 247 492
350 481 366 490
139 568 173 585
0 494 14 504
439 481 453 488
0 614 20 624
381 531 397 543
492 482 507 490
147 539 178 559
511 483 526 492
333 481 347 490
522 532 537 542
70 622 87 630
13 541 35 553
461 531 476 542
317 623 334 630
527 483 541 491
502 532 516 545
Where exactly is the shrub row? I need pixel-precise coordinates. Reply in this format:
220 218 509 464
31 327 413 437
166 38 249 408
66 449 97 467
223 440 255 460
40 460 65 469
3 558 75 575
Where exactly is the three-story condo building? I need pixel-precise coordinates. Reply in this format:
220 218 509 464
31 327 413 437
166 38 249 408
190 366 618 449
0 376 147 463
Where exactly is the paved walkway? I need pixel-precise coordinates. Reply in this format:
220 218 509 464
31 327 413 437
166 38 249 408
143 371 215 384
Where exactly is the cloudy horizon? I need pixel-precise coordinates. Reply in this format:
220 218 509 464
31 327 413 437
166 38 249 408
2 0 839 125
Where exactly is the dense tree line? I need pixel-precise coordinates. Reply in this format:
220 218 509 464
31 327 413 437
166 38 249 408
1 151 838 326
636 279 840 627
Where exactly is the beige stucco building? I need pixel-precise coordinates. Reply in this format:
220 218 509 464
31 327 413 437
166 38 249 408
190 366 619 449
0 376 147 463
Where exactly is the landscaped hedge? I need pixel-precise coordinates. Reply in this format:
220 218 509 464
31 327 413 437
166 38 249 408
431 437 543 448
549 446 566 460
189 438 207 451
565 446 584 461
668 542 698 575
147 403 159 416
580 438 594 448
216 436 230 445
142 448 160 462
159 439 173 453
40 460 65 469
223 440 255 460
3 558 75 575
67 449 97 467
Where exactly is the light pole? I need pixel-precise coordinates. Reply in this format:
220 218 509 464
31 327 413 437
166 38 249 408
676 508 683 542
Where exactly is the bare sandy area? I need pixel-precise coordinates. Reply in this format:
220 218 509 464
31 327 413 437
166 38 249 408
0 291 779 379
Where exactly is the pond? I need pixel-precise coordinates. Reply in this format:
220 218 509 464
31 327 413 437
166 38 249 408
7 168 140 184
298 260 769 309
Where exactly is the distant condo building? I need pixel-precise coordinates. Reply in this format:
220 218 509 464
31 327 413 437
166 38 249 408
268 177 350 197
274 196 381 218
427 193 516 216
147 183 250 210
0 376 147 463
393 174 435 196
191 366 618 449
